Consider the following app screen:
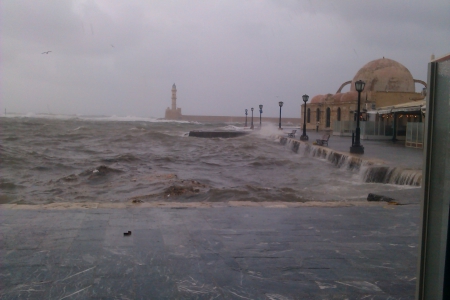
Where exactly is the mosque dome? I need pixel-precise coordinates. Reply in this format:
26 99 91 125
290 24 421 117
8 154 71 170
332 93 344 102
310 95 325 104
340 91 358 103
350 58 415 93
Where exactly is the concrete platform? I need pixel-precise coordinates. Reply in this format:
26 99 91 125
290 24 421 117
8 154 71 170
0 204 420 299
189 131 250 138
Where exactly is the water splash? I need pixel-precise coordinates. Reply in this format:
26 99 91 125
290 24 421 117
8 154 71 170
278 136 422 186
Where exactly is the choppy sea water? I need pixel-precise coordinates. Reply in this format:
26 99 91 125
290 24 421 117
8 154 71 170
0 114 415 205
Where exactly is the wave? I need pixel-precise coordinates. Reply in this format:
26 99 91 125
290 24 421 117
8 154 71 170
2 113 196 124
101 153 141 163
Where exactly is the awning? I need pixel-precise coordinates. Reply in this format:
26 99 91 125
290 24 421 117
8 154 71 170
391 106 423 113
376 109 392 114
376 100 426 114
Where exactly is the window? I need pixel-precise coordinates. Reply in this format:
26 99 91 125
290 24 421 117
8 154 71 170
326 107 331 127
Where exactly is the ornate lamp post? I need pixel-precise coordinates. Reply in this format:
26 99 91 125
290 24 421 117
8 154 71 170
300 94 309 141
250 108 254 129
259 104 263 129
245 109 248 127
278 101 283 130
350 80 365 154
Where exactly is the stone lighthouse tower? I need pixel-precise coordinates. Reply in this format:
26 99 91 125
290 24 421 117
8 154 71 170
171 83 177 111
165 83 182 119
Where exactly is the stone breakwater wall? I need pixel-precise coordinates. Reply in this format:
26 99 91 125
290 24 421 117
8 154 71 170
277 136 422 186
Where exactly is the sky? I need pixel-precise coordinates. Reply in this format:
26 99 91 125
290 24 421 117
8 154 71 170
2 0 449 118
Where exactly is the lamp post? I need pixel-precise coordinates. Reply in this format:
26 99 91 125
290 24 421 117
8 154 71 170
278 101 283 130
259 104 263 129
250 108 254 129
245 109 248 127
300 94 309 141
350 80 365 154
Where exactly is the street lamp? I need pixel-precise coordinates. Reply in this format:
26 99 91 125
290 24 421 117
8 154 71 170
250 108 254 129
300 94 309 141
278 101 283 130
350 80 365 154
245 109 248 127
259 105 263 129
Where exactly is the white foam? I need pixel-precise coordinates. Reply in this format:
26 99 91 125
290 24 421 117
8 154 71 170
2 113 196 124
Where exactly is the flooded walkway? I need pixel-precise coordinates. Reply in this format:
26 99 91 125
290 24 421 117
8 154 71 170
0 204 419 299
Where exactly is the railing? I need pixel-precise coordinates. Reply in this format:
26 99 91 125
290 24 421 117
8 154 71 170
405 122 424 148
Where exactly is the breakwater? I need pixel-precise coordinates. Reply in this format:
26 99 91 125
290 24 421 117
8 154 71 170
278 136 422 186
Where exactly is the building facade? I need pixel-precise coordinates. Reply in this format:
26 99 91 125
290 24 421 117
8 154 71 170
302 58 426 131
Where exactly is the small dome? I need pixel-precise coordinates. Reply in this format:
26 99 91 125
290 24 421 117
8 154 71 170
340 91 358 103
311 95 325 104
172 83 176 89
351 58 414 92
332 93 344 102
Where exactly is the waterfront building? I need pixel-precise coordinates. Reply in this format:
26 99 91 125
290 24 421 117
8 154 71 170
303 58 426 134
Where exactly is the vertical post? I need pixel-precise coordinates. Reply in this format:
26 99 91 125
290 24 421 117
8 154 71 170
250 108 254 129
259 105 263 129
279 107 282 129
355 91 361 146
245 109 248 127
350 80 365 154
303 104 307 136
392 112 397 142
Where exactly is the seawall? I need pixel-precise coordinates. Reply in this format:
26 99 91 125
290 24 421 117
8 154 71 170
171 115 301 125
277 136 422 186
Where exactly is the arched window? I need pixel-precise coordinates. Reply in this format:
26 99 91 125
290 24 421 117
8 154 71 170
337 107 341 121
326 107 331 127
316 108 320 122
307 108 311 123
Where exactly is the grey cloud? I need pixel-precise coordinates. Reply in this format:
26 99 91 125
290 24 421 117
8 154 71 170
1 0 448 118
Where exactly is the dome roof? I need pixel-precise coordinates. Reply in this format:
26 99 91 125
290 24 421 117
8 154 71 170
351 58 414 92
332 93 344 102
310 95 324 104
341 91 358 103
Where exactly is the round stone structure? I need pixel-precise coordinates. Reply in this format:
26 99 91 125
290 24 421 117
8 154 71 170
350 58 415 93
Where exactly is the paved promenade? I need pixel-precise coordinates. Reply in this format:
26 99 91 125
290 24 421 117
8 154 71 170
1 203 420 299
288 130 423 169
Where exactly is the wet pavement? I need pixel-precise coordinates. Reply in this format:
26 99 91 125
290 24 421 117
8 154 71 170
0 204 419 299
286 130 424 169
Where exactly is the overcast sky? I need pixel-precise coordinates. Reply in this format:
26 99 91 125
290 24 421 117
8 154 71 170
2 0 449 118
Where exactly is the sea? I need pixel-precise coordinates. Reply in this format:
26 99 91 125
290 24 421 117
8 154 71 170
0 114 417 205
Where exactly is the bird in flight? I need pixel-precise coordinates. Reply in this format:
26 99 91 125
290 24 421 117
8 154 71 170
42 51 52 54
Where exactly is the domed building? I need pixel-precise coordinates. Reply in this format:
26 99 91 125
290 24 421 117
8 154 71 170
303 58 426 132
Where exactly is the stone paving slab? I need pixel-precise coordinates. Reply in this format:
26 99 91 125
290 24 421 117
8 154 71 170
0 204 420 299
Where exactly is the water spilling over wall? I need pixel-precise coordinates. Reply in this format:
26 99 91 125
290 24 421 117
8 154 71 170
278 137 422 186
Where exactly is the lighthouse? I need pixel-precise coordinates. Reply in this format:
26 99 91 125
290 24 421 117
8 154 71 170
165 83 182 120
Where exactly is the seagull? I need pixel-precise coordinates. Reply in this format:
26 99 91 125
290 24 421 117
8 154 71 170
42 51 52 54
